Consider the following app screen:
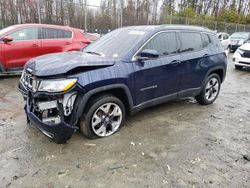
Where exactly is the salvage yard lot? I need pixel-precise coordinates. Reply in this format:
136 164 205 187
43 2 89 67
0 55 250 188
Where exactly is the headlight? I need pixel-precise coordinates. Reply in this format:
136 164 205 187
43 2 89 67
236 48 244 55
238 40 244 45
38 78 77 93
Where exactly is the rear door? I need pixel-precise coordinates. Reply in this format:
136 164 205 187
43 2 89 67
3 27 41 69
40 27 73 55
178 32 210 95
133 31 182 105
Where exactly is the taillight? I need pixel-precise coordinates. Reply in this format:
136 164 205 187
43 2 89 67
82 41 90 45
82 38 91 45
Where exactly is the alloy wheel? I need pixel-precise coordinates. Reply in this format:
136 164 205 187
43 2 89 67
91 102 123 137
204 77 219 102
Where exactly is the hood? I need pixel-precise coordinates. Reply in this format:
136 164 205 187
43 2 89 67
25 51 116 77
239 43 250 51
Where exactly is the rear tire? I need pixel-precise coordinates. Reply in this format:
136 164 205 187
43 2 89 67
195 74 221 105
235 65 243 70
79 94 126 139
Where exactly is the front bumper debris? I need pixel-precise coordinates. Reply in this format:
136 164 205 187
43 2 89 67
18 80 79 143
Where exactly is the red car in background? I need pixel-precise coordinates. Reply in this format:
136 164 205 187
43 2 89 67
0 24 96 74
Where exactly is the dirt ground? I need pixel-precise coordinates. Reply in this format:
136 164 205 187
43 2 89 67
0 55 250 188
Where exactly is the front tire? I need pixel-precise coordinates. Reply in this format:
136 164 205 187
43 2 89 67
79 95 126 139
195 74 221 105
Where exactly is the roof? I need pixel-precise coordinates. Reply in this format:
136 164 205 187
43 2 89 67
9 23 77 30
121 24 215 34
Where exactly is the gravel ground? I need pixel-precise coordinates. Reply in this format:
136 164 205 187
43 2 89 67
0 56 249 188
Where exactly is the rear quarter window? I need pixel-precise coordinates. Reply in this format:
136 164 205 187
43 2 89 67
201 33 212 47
179 32 203 52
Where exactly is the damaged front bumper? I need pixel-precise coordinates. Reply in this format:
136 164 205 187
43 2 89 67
18 80 82 143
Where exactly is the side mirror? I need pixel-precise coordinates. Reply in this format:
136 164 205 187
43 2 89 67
2 36 13 43
137 49 159 61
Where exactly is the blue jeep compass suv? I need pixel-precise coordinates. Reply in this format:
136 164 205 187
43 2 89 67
19 25 227 143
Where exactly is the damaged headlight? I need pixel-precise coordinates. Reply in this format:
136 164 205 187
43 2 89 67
38 78 77 93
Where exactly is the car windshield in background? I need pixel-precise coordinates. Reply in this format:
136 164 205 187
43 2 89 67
82 28 148 58
230 33 249 40
0 26 16 36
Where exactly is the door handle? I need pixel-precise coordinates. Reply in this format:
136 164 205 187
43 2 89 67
169 60 181 66
203 54 210 58
31 44 38 47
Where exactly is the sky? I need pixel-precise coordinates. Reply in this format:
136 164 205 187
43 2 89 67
88 0 101 6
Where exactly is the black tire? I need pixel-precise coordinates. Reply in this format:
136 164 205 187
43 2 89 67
235 65 243 70
79 94 126 139
195 74 221 105
0 62 5 73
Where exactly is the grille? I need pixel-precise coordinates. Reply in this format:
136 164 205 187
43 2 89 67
239 61 250 65
21 71 38 91
241 50 250 58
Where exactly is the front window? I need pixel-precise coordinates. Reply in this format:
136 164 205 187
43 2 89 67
9 28 38 41
142 32 178 56
82 28 148 58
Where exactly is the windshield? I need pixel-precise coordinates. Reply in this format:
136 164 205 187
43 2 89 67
82 28 148 58
0 26 16 36
230 33 249 40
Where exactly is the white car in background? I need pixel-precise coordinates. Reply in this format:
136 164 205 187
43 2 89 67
217 32 230 56
233 42 250 69
229 32 250 52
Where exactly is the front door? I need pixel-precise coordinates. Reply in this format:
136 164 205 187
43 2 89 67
3 27 41 69
132 31 182 106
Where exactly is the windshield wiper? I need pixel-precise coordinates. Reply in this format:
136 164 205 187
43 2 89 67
84 51 102 56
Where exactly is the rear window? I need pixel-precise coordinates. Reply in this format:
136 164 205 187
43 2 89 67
179 32 203 52
42 28 72 39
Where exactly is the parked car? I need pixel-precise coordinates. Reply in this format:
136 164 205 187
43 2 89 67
217 32 230 41
233 42 250 69
18 25 227 143
217 32 230 55
228 32 250 52
0 24 92 74
81 31 99 43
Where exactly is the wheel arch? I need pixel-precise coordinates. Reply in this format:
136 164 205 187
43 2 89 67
203 66 225 87
209 69 224 82
75 84 134 121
